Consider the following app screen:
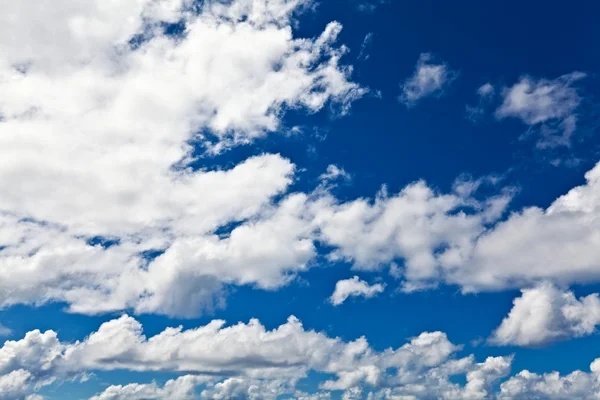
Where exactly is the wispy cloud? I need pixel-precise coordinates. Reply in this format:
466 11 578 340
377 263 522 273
399 53 457 107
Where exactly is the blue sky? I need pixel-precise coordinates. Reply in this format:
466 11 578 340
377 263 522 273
1 0 600 399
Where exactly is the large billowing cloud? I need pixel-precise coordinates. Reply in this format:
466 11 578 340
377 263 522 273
0 0 365 317
6 314 600 399
314 159 600 294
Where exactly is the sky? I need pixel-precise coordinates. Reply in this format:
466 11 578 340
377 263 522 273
0 0 600 399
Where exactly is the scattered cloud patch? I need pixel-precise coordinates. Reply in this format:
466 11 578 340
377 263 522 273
495 72 586 148
319 164 351 183
466 83 496 122
399 53 457 107
357 33 373 61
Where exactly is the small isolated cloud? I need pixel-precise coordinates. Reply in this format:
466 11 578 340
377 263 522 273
330 276 385 306
490 282 600 347
357 33 373 61
319 165 351 183
0 324 11 337
466 83 496 122
399 53 457 107
495 72 586 148
354 0 387 13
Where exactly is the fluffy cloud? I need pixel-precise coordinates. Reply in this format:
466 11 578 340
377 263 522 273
12 313 600 399
443 160 600 292
314 158 600 294
0 0 365 317
1 0 599 314
330 276 385 306
90 375 209 400
490 283 600 346
399 53 457 107
0 369 37 400
495 72 586 148
315 180 513 290
0 314 519 399
498 360 600 400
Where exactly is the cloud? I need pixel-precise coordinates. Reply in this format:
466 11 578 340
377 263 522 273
13 313 600 399
319 164 351 183
315 180 513 289
329 276 384 306
314 158 600 294
357 33 373 61
90 375 209 400
490 283 600 347
0 324 12 337
0 369 37 400
4 150 600 310
399 53 457 107
498 361 600 400
495 72 586 148
442 160 600 291
0 0 365 317
466 83 495 122
0 314 520 399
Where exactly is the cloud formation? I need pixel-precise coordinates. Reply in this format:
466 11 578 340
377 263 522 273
496 72 586 148
399 53 457 107
329 276 385 306
490 283 600 346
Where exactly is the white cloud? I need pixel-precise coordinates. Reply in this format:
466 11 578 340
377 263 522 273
357 33 373 61
315 180 513 289
329 276 384 306
16 313 600 400
442 160 600 292
0 369 37 400
0 0 365 317
90 375 209 400
0 314 518 399
495 72 586 148
0 324 12 337
490 283 600 346
498 361 600 400
466 83 495 122
0 0 598 316
399 53 457 107
319 164 351 183
312 158 600 294
477 83 495 97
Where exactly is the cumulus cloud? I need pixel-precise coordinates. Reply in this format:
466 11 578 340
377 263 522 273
495 72 586 148
329 276 384 306
0 314 522 399
12 313 600 399
490 283 600 346
0 0 599 314
442 160 600 292
498 360 600 400
90 375 209 400
313 158 600 294
315 180 513 290
399 53 457 107
0 0 365 317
